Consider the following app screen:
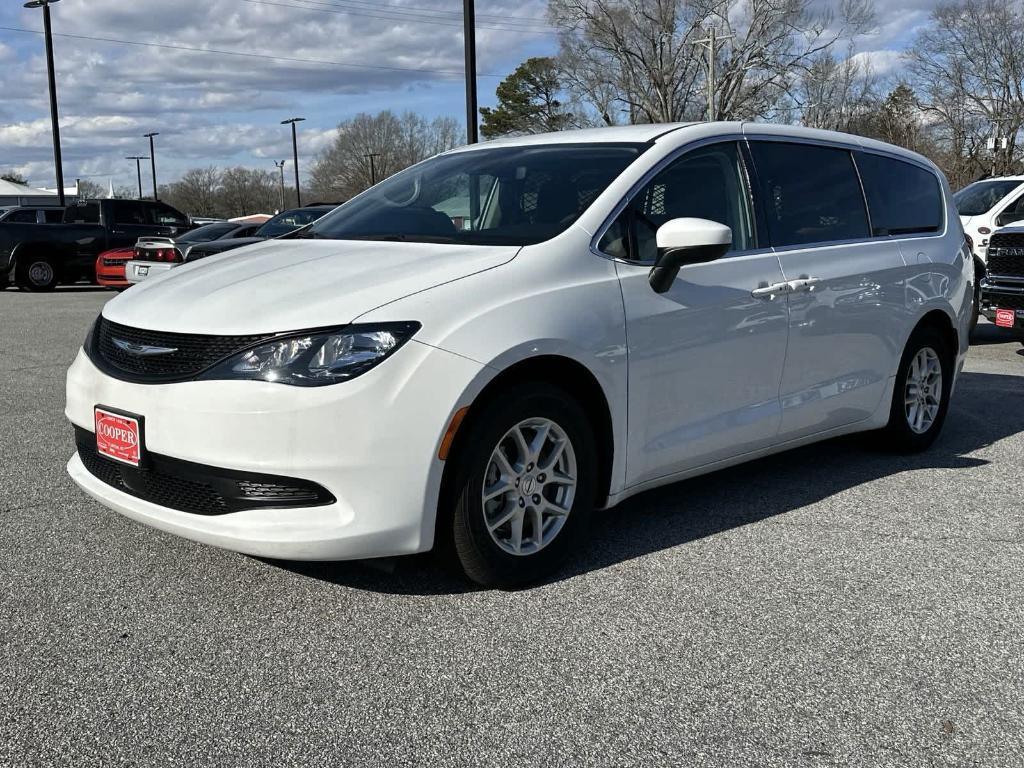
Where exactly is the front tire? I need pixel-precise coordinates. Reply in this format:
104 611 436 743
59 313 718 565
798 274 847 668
879 325 953 452
15 256 59 292
445 384 597 588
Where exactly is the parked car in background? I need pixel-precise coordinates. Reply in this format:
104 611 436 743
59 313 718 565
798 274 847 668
955 176 1024 262
0 199 193 291
125 206 334 283
67 123 971 587
95 247 136 290
0 206 65 224
125 221 262 283
979 223 1024 341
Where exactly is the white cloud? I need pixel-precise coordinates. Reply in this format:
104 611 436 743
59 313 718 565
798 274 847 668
0 0 552 187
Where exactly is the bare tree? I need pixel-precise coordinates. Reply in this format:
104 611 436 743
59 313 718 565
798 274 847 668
548 0 875 124
218 167 278 218
161 167 223 217
796 47 877 132
308 111 463 202
905 0 1024 183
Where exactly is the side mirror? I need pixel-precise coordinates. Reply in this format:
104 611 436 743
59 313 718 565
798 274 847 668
649 218 732 293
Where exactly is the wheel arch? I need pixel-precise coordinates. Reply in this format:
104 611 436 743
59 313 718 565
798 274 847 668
435 354 617 545
912 307 959 360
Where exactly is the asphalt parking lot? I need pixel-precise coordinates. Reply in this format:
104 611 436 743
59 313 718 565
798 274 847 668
1 287 1022 767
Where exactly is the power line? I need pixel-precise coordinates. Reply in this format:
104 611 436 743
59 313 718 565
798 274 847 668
290 0 552 26
239 0 555 34
0 25 507 78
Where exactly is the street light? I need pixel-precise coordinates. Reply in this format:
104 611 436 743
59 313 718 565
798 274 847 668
281 117 305 206
144 132 159 200
126 156 149 200
274 160 286 211
364 153 382 186
24 0 65 205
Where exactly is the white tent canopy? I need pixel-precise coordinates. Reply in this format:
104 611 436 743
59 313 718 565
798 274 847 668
0 179 61 207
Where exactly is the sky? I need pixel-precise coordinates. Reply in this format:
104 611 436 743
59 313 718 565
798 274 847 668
0 0 940 193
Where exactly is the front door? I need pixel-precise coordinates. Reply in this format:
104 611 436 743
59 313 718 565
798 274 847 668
602 142 790 487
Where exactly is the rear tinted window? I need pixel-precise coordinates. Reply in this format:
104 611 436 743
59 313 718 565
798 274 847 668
112 201 148 225
856 153 943 236
749 142 870 247
65 202 100 223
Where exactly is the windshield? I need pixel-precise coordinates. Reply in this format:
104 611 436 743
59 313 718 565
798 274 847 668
306 143 646 245
258 208 329 238
954 180 1024 216
177 223 237 243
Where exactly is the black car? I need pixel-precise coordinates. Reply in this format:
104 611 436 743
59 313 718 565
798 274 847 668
184 206 335 262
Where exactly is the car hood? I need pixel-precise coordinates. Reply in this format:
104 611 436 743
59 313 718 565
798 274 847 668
104 239 520 334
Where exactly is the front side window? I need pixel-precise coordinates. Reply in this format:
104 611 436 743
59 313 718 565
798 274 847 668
307 144 645 246
856 152 943 236
953 180 1024 216
153 203 188 227
258 208 329 238
598 142 756 263
749 141 869 247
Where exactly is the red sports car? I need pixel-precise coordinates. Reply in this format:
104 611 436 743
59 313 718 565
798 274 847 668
95 247 135 289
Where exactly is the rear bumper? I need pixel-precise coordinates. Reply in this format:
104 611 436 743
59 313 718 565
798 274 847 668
125 260 175 284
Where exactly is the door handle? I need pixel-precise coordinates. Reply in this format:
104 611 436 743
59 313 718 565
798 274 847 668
787 276 822 293
751 281 791 299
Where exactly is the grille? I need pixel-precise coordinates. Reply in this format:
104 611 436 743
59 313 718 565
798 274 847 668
78 439 228 515
75 428 334 515
93 317 270 382
987 232 1024 279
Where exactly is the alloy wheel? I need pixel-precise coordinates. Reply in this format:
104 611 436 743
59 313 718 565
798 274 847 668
904 346 943 434
480 417 577 556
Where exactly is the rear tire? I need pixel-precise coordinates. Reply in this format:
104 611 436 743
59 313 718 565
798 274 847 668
878 325 953 453
15 256 59 292
968 284 980 340
444 384 597 588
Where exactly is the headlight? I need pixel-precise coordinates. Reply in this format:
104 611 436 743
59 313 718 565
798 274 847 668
198 322 420 386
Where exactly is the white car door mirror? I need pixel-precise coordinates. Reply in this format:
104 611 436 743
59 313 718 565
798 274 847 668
649 218 732 293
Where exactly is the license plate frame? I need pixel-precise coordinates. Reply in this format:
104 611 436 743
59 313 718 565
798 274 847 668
94 406 146 467
135 264 150 277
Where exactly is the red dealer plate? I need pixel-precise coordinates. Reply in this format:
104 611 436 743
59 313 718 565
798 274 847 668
94 407 143 467
995 308 1016 328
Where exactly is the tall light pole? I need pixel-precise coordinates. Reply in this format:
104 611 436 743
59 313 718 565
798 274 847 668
463 0 478 143
126 156 148 199
281 117 305 206
364 153 382 185
274 160 286 211
144 132 159 200
692 27 734 122
25 0 65 206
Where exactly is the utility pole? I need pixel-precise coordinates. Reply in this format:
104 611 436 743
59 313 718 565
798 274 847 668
364 153 382 185
988 117 1013 177
24 0 65 206
463 0 478 143
144 132 160 199
274 160 286 211
126 156 148 199
692 27 734 122
281 117 305 206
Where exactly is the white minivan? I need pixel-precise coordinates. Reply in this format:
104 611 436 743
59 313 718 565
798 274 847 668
66 123 972 587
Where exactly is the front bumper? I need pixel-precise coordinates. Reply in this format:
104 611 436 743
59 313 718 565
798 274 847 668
65 340 487 560
980 279 1024 330
125 260 175 284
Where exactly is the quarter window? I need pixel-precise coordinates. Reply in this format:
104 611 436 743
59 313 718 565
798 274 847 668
111 201 148 225
598 142 756 262
748 142 870 247
855 152 943 236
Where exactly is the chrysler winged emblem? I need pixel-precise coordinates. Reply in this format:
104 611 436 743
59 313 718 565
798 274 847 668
111 338 178 356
